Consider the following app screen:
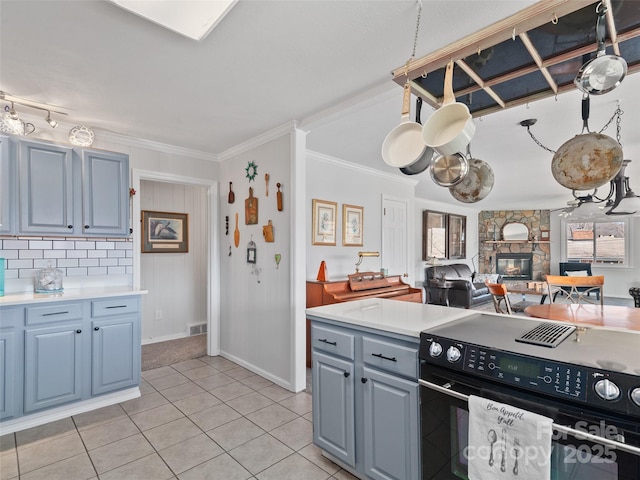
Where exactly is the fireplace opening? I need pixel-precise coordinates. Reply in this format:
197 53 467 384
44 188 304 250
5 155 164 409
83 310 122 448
496 253 533 281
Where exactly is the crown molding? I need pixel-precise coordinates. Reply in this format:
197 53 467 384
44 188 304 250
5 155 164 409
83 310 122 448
306 150 419 187
218 120 298 162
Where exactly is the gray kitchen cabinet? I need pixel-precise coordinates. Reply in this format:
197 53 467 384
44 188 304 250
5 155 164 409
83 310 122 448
362 367 419 480
0 135 13 234
0 308 21 421
312 350 356 467
24 320 84 413
16 137 130 237
311 320 420 480
18 139 76 235
81 149 129 236
91 296 141 396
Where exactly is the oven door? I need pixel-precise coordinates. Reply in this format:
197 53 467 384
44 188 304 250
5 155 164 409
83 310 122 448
420 366 640 480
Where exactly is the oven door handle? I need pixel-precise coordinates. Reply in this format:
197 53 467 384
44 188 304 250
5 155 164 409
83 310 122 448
419 378 640 457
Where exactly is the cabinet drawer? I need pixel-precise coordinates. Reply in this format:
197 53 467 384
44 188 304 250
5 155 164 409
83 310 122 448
311 324 355 360
362 337 418 380
26 302 83 325
92 297 138 317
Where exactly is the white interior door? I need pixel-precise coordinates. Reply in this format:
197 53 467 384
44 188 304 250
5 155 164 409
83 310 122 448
382 196 409 283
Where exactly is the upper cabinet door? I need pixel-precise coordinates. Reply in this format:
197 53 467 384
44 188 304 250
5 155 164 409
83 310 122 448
81 150 129 237
19 140 76 235
0 135 13 234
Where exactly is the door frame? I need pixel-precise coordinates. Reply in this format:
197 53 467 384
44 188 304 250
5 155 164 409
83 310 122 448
131 169 220 356
381 194 413 285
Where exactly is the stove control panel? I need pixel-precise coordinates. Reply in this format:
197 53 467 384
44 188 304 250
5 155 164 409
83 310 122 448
420 334 640 418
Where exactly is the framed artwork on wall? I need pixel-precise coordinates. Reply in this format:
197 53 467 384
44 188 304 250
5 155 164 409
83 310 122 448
342 204 363 246
448 214 466 259
141 210 189 253
423 210 448 260
540 229 550 241
312 199 337 246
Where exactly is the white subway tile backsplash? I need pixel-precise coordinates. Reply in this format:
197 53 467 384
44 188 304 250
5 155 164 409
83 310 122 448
53 240 75 249
2 236 133 283
19 250 44 259
99 258 118 267
66 267 88 276
3 240 29 249
88 267 108 275
29 240 53 249
79 259 100 267
9 259 33 269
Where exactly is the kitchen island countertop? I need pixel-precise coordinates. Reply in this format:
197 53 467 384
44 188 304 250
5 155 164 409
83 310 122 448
0 286 148 306
306 298 478 337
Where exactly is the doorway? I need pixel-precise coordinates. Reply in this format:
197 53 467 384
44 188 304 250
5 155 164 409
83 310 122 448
381 195 410 284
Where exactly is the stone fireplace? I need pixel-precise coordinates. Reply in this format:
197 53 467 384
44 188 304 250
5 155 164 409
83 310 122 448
496 253 533 280
478 210 551 281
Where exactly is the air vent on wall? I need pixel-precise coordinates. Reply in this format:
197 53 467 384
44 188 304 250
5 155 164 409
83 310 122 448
515 322 576 348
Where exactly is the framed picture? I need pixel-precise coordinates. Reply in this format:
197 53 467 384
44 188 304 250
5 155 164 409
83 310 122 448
540 229 550 241
141 210 189 253
342 204 363 246
312 199 337 245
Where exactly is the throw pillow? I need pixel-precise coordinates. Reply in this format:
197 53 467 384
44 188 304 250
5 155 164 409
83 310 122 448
565 270 588 277
473 273 500 284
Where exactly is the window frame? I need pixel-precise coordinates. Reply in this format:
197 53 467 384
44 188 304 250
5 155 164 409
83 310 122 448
560 217 633 269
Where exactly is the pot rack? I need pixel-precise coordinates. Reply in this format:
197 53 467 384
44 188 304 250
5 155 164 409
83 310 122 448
393 0 640 117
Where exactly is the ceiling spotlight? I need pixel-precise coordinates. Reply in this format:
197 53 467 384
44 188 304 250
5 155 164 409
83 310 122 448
45 111 58 128
8 102 19 120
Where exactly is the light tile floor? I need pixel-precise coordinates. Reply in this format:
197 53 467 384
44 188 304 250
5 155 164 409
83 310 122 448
0 356 357 480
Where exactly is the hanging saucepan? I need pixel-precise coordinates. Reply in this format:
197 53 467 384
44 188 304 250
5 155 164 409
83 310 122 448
449 155 494 203
422 61 475 156
574 3 627 95
381 82 427 168
430 148 468 187
551 94 623 190
400 98 434 175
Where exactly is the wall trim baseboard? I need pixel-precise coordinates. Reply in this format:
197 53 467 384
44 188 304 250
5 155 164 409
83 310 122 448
219 350 302 393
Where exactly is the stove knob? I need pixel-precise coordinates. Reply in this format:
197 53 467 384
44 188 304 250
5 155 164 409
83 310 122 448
446 346 462 363
594 379 621 401
429 342 443 357
631 387 640 407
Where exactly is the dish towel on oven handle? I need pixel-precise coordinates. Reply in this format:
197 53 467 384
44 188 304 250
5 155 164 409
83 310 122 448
467 395 553 480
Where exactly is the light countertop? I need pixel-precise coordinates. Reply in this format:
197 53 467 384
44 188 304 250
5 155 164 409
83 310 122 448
0 286 148 306
306 298 479 338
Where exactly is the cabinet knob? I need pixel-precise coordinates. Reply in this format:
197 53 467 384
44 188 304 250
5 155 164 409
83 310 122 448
361 377 368 384
76 329 82 334
343 371 350 378
94 327 100 331
67 225 73 229
84 225 90 229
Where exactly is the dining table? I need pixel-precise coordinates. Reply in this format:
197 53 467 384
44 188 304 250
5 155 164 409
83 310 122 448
524 303 640 332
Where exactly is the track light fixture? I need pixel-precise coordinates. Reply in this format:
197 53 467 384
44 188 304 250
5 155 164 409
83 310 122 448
45 110 58 128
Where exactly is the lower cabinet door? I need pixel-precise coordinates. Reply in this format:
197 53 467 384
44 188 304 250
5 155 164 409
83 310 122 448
24 324 83 413
362 367 420 480
312 351 356 467
92 317 139 396
0 328 17 420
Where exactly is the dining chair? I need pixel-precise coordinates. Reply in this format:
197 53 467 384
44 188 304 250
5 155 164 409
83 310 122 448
545 275 605 306
485 282 521 315
559 262 600 300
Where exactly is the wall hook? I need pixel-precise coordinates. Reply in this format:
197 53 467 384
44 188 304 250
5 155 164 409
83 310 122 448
551 13 558 25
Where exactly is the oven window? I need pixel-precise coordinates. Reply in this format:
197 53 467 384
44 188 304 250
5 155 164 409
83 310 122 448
449 407 620 480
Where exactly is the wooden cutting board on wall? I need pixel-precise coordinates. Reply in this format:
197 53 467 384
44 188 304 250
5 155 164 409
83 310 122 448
245 187 258 225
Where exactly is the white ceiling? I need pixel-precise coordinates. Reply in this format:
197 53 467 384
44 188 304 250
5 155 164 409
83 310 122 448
1 0 638 212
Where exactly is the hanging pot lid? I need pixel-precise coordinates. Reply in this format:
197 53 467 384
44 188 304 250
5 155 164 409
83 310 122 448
574 3 627 95
449 158 494 203
430 152 468 187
